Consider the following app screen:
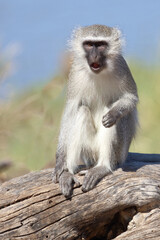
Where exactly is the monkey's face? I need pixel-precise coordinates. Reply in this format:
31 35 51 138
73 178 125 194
83 41 108 73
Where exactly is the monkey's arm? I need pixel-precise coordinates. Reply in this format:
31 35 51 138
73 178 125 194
53 101 80 197
103 56 138 128
52 149 67 183
52 105 69 183
102 92 138 128
53 100 76 181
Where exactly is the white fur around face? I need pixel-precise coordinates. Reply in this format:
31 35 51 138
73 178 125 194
67 27 124 83
69 26 124 58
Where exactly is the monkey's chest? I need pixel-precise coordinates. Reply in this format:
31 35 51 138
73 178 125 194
90 104 109 128
79 105 111 165
81 104 109 144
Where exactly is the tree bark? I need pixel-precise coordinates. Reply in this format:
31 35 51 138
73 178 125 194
0 153 160 240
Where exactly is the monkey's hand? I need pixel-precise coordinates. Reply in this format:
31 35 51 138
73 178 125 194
82 166 109 192
102 109 122 128
59 171 80 198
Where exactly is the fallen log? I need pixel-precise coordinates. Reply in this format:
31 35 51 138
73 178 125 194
0 153 160 240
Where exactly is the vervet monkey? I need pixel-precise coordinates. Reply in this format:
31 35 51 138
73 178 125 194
53 24 138 198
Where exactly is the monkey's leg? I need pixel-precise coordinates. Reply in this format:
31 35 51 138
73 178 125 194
82 124 122 192
52 149 67 183
67 105 96 174
53 147 81 198
55 105 95 198
59 171 80 198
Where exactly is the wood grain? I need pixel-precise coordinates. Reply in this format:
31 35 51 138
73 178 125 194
0 153 160 239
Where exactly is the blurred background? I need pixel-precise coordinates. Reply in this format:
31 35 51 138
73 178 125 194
0 0 160 181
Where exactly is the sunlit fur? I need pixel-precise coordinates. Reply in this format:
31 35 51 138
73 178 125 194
58 24 138 174
70 24 123 56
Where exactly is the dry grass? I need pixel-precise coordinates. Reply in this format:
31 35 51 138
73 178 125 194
0 76 65 177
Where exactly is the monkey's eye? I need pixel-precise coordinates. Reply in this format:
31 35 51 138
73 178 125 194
86 41 93 47
96 41 108 49
83 41 93 49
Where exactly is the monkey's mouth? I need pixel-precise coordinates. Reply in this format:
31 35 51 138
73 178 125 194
90 62 101 72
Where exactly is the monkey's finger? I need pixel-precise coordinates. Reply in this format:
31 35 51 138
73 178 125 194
52 176 57 183
102 113 112 121
103 116 116 125
102 116 114 122
73 176 80 187
102 117 112 123
62 185 72 198
102 120 110 125
60 177 73 198
52 169 58 183
102 115 108 121
102 121 115 128
106 123 115 128
83 177 93 191
82 174 94 192
84 177 97 191
78 170 88 176
89 176 100 190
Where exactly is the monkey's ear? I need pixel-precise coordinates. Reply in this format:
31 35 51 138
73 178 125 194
108 27 125 55
71 26 82 39
67 26 82 53
112 27 122 41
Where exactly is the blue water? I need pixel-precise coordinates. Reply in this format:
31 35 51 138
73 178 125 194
0 0 160 98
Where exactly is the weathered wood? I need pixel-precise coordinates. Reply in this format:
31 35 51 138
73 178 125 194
114 208 160 240
0 153 160 240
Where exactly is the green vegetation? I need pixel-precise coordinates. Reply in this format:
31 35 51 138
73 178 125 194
129 62 160 154
0 62 159 177
0 77 65 177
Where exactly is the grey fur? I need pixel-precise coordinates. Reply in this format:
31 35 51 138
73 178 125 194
53 25 138 197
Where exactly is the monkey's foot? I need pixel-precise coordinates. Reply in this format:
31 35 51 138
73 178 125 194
59 171 80 198
52 167 64 183
52 161 68 183
82 166 109 192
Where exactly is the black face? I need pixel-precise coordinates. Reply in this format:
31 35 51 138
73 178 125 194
83 40 108 73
